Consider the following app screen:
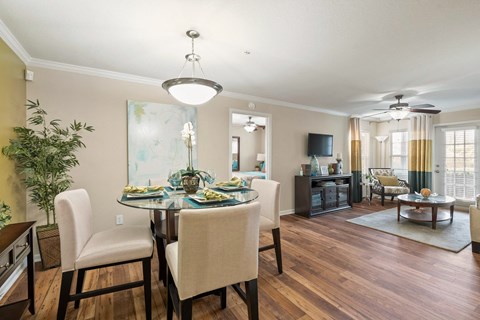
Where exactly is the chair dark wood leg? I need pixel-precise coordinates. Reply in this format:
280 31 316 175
142 258 152 320
74 269 85 309
57 271 74 320
180 298 193 320
156 235 167 285
166 267 174 320
220 287 227 309
381 195 385 206
391 196 394 201
245 279 259 320
272 228 283 274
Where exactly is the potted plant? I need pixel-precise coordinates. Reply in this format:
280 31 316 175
0 201 12 230
176 122 213 194
2 100 94 268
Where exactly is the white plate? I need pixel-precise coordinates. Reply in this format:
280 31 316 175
216 185 245 191
126 191 164 198
188 194 232 203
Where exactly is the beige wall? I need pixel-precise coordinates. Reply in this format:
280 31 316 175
0 38 26 222
26 67 350 229
434 108 480 125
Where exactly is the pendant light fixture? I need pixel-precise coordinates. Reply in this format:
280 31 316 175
389 108 410 121
162 30 223 105
244 117 257 133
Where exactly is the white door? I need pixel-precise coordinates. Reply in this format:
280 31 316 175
434 125 479 206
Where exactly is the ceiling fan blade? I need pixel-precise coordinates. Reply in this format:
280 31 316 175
410 103 435 108
410 109 441 114
361 111 388 118
372 108 390 111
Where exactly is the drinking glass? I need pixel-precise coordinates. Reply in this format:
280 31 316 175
205 169 216 186
168 170 182 192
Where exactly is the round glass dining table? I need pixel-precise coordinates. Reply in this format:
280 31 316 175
117 187 259 283
118 187 259 241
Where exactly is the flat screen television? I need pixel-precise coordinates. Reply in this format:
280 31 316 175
307 133 333 157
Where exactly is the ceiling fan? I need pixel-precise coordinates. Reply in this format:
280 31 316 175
372 94 441 120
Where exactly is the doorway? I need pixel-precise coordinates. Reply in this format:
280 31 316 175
229 110 272 182
434 124 479 206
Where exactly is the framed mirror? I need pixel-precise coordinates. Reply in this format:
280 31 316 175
232 136 240 172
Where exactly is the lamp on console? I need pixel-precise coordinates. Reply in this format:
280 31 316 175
257 153 265 171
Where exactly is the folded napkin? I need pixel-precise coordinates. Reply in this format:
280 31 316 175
123 185 164 193
200 188 231 200
216 177 242 187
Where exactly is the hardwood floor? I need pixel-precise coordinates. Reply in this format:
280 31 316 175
2 199 480 319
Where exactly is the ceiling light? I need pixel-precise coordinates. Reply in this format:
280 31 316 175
389 108 410 121
244 116 257 133
162 30 223 105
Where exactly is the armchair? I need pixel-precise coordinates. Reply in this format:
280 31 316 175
368 168 410 206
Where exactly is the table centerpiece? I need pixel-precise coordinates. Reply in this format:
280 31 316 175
177 122 213 194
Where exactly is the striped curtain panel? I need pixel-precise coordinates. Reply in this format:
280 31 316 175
408 114 433 192
350 117 362 202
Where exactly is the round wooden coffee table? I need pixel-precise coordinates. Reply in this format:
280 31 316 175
397 194 456 229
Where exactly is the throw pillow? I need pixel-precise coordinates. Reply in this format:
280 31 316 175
376 175 400 186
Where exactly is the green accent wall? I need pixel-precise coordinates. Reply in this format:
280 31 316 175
0 37 26 222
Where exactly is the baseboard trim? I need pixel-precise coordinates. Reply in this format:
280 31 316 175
280 209 294 216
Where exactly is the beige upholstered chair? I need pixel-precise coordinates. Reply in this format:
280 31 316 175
55 189 153 320
251 179 283 274
166 201 261 320
470 205 480 253
369 168 410 206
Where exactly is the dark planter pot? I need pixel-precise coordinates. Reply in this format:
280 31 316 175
182 176 200 194
36 225 61 269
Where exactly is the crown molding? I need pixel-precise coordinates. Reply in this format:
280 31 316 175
0 18 31 64
28 58 165 86
222 91 348 117
28 57 349 117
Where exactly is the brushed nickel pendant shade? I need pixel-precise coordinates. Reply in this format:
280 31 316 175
162 30 223 105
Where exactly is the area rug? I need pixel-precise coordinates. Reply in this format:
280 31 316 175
347 208 471 252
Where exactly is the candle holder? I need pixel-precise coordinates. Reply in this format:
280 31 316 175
336 158 343 174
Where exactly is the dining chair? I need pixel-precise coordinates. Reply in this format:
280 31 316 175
165 201 261 320
55 189 153 320
251 179 283 274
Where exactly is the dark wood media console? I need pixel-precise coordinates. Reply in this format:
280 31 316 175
295 174 352 218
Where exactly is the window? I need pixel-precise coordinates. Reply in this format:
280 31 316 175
444 128 477 201
391 131 408 181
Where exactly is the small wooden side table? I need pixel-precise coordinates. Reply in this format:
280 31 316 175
0 221 36 319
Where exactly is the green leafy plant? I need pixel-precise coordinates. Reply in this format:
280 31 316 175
2 100 94 227
0 201 12 230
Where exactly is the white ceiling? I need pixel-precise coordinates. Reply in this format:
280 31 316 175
1 0 480 118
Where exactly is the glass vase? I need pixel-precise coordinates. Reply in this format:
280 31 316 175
310 155 319 176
